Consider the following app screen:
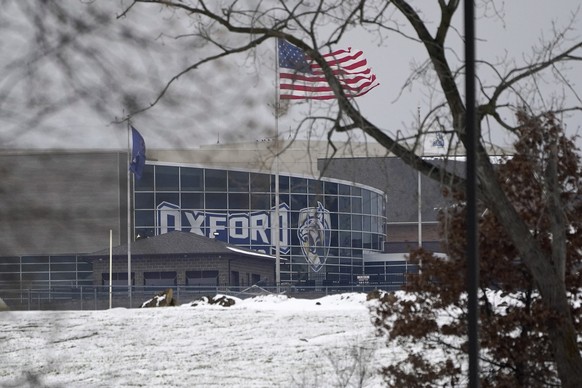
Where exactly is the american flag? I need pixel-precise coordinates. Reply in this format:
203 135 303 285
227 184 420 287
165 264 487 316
278 39 379 100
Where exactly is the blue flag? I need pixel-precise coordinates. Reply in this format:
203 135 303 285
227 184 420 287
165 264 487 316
129 126 146 180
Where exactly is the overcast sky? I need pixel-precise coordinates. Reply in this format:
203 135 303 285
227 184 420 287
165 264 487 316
1 1 580 151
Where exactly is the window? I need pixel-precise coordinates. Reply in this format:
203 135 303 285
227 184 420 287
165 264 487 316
308 179 323 195
291 177 307 193
229 193 249 210
155 166 180 191
338 184 350 195
102 272 133 286
324 182 338 195
250 173 270 192
231 271 240 287
135 210 155 227
206 193 227 209
135 193 154 209
143 271 177 287
205 169 227 191
135 165 154 191
251 194 270 209
272 175 289 193
186 270 218 287
181 193 204 209
181 168 204 191
228 171 249 192
155 192 179 205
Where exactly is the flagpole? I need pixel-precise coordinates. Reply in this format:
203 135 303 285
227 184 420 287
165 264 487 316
274 38 281 294
417 106 422 250
127 119 133 308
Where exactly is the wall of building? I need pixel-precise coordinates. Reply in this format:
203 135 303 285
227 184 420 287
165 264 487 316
0 151 128 256
135 162 386 285
91 254 274 288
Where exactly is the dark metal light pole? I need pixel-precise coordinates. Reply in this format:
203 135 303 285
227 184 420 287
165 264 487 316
464 0 480 387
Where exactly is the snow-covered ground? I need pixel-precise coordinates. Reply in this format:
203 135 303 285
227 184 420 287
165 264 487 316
0 293 391 388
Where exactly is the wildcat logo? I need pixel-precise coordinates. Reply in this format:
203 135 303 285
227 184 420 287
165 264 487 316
297 202 331 272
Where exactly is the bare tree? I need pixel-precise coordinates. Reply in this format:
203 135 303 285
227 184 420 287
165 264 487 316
117 1 582 386
107 1 582 384
2 0 582 385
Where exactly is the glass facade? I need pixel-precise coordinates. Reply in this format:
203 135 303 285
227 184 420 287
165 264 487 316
0 255 92 290
135 164 387 286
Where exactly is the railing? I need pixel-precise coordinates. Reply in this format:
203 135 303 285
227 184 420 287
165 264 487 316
0 282 405 311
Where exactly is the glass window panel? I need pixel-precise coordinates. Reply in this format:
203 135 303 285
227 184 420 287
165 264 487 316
250 194 270 209
291 177 307 193
21 256 46 264
324 182 338 195
250 173 270 192
135 165 154 191
22 272 49 281
135 193 154 209
308 179 323 195
229 193 249 210
144 271 177 279
180 193 204 209
272 175 289 193
181 168 204 191
290 194 307 210
181 193 204 209
155 166 180 191
135 210 155 227
324 196 338 212
362 190 372 214
371 192 379 215
330 229 338 247
155 193 179 206
143 271 177 286
352 214 362 230
274 194 289 208
338 196 351 212
205 169 227 191
363 232 372 249
329 213 338 230
339 214 351 230
0 257 20 264
50 256 76 263
308 194 325 208
363 215 372 231
377 216 385 233
352 197 362 213
27 281 51 289
352 187 361 196
371 234 380 250
51 263 77 272
51 272 76 281
206 193 227 209
0 273 19 281
290 216 300 245
228 171 249 192
339 231 352 256
338 184 350 195
77 262 92 272
0 264 19 272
